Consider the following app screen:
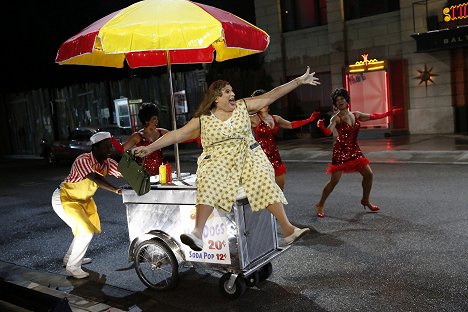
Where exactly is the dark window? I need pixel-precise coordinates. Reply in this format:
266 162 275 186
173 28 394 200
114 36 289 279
344 0 399 21
281 0 328 32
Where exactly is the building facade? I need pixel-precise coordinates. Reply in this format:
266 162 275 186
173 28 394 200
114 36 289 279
254 0 468 134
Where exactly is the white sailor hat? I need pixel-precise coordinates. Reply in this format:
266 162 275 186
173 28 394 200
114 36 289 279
90 131 111 144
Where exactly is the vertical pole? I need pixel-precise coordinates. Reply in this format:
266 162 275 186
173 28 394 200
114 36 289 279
166 51 181 179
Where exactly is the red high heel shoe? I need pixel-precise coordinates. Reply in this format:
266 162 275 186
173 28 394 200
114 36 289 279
361 200 380 212
315 204 325 218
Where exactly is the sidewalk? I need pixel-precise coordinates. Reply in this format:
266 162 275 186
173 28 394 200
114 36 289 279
276 133 468 165
0 261 127 311
3 133 468 165
177 133 468 165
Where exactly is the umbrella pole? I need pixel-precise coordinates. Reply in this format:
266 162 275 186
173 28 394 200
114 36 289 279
166 51 181 179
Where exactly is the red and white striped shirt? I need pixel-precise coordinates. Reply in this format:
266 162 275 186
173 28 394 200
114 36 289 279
64 152 122 183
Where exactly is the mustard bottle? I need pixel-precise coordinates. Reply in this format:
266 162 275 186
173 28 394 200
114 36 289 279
159 162 167 184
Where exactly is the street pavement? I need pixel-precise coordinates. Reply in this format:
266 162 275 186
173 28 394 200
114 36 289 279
1 133 467 311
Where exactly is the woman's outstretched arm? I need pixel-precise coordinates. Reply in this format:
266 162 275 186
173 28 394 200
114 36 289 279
244 67 320 114
133 118 200 157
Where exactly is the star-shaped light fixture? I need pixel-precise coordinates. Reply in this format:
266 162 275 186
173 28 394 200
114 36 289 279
415 64 438 87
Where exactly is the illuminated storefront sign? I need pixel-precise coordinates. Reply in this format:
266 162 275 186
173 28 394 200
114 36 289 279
443 2 468 22
347 54 385 73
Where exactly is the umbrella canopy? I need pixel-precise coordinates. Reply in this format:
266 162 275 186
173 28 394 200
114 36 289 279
55 0 269 68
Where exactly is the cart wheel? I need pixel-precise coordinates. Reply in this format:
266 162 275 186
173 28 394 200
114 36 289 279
134 240 178 290
219 273 247 299
258 262 273 282
245 271 260 287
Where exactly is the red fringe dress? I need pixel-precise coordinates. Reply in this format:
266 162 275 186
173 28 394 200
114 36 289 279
327 113 369 174
253 114 287 176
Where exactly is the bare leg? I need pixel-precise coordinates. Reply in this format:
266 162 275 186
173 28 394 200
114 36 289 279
180 204 214 251
316 170 342 214
192 204 214 238
359 165 373 203
266 202 295 237
275 174 285 191
359 165 375 205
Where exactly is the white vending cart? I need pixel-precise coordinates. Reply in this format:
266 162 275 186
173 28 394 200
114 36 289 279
122 174 290 299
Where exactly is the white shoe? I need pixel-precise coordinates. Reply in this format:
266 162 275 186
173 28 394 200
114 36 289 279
283 227 310 246
180 232 203 251
66 266 89 279
63 257 92 267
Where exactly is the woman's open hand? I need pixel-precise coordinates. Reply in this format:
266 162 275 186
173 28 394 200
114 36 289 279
297 67 321 86
133 146 149 157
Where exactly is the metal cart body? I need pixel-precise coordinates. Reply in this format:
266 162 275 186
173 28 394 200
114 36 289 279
122 174 289 298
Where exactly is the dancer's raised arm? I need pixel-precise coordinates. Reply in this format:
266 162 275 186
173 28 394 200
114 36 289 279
245 66 320 114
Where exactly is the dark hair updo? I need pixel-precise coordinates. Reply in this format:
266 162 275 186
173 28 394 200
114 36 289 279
330 88 350 105
138 102 159 124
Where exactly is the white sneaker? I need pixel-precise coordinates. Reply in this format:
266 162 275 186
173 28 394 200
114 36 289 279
66 266 89 279
180 232 203 251
63 257 92 267
282 227 310 246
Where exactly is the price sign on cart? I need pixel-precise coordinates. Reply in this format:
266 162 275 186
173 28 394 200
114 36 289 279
180 206 231 265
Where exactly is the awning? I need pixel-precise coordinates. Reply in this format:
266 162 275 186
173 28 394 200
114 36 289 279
411 25 468 53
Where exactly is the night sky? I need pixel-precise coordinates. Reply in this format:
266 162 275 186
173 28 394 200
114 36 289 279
2 0 255 93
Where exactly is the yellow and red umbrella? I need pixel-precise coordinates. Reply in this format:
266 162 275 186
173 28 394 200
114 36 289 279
55 0 270 178
55 0 270 68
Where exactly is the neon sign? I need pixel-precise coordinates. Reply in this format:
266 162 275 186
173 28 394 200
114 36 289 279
348 54 385 73
443 3 468 22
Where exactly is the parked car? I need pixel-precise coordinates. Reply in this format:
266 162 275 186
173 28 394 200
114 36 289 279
41 125 131 164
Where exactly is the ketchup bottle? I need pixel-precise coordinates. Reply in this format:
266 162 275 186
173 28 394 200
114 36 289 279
166 162 172 183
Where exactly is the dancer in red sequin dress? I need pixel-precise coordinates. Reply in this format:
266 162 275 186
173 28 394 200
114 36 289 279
122 103 168 176
250 89 319 190
315 88 401 218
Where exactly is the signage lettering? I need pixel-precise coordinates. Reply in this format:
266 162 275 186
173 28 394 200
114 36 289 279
442 34 468 45
443 3 468 22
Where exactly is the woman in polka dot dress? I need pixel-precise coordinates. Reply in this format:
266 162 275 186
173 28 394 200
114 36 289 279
134 67 321 251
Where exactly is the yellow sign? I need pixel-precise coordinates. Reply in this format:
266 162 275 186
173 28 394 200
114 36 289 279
348 54 385 73
443 3 468 22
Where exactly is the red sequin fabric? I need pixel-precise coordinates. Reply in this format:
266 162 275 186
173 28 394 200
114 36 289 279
136 130 164 176
253 114 287 176
326 113 369 174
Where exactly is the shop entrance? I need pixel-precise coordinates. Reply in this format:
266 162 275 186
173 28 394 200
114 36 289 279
346 70 389 129
345 55 408 134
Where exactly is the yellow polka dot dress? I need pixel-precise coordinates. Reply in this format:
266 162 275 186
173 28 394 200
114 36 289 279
196 100 287 212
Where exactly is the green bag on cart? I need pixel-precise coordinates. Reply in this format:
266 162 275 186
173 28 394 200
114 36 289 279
118 151 151 196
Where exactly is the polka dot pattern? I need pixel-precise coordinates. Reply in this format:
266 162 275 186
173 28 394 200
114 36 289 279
196 100 287 212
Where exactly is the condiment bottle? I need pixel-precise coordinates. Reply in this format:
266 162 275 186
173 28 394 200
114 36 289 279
166 162 172 183
159 163 166 184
